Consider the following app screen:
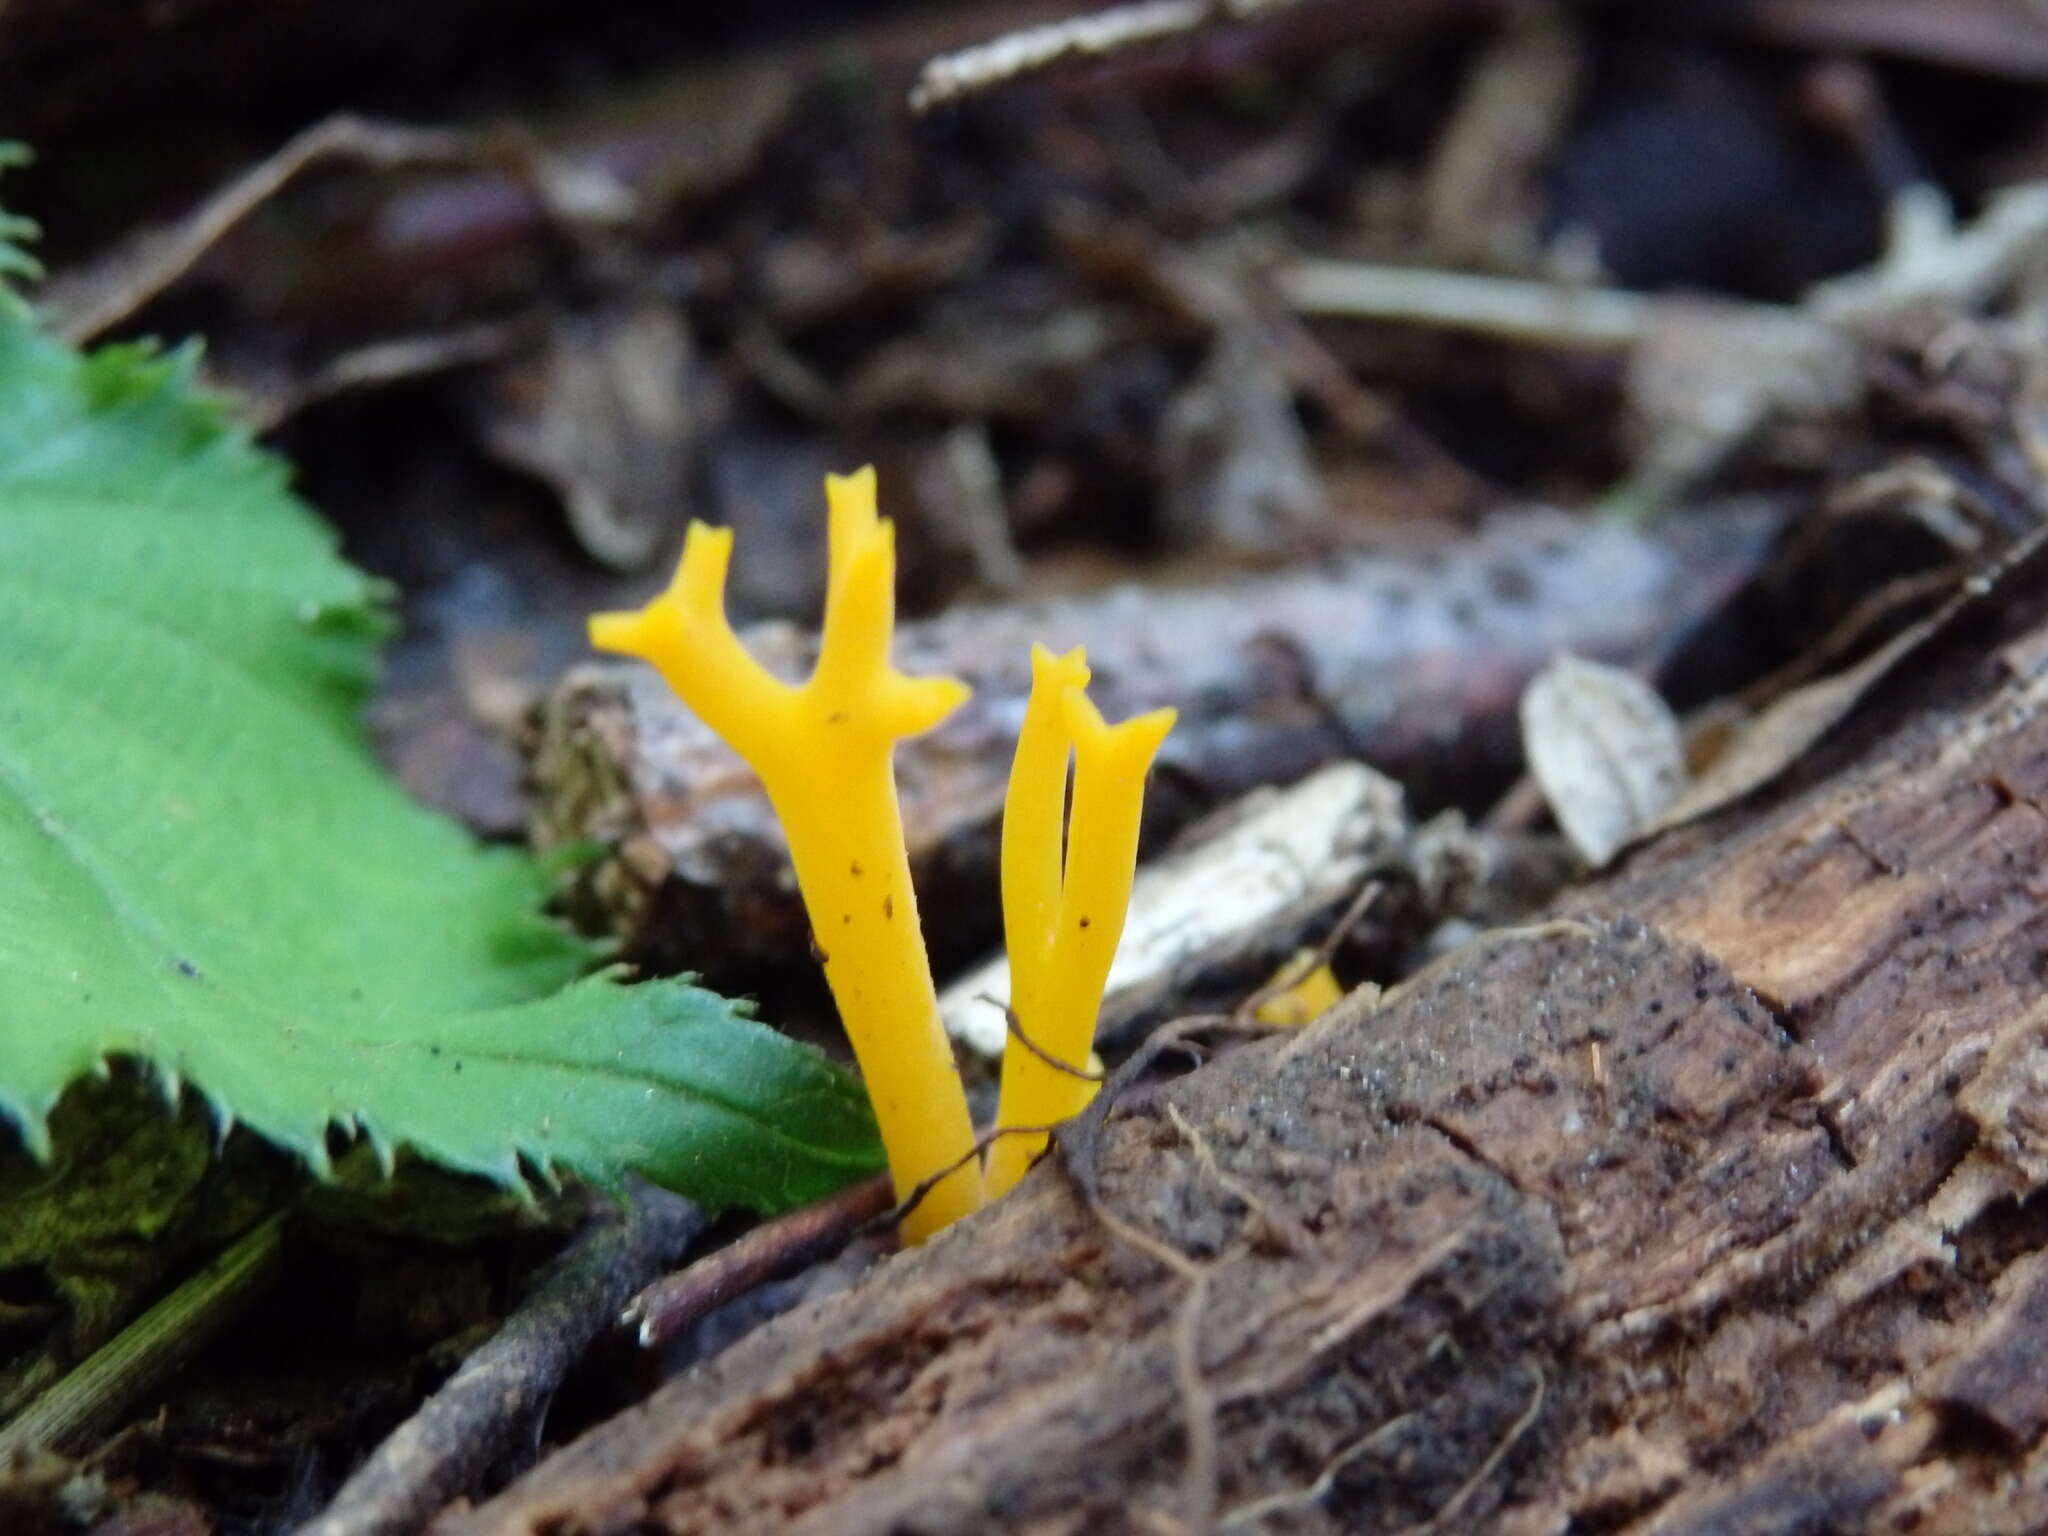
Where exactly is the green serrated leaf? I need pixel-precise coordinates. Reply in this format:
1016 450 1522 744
0 309 882 1213
0 149 40 313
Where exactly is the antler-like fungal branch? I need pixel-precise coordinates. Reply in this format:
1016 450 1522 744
987 661 1175 1197
586 520 796 762
590 467 983 1241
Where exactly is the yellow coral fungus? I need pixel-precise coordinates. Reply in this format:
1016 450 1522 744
1252 952 1344 1026
987 670 1175 1197
589 468 983 1241
590 467 1175 1237
996 642 1091 1072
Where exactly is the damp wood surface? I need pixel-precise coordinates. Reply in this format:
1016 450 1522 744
442 549 2048 1535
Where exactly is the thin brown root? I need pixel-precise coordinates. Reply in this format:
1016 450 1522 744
1164 1101 1296 1254
626 1175 892 1350
878 1120 1067 1235
299 1187 706 1536
1396 1365 1546 1535
1218 1359 1540 1531
1217 1412 1418 1531
1045 1011 1291 1530
891 1009 1248 1239
1216 1234 1478 1411
1233 879 1384 1024
1078 1184 1217 1536
989 994 1105 1082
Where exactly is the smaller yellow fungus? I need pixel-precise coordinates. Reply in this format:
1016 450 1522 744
1251 951 1345 1026
996 643 1091 1080
589 468 983 1241
987 665 1174 1197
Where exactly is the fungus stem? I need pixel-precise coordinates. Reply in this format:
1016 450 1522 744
988 676 1174 1197
590 468 982 1241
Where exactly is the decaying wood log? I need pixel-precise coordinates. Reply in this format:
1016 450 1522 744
530 503 1779 977
447 538 2048 1533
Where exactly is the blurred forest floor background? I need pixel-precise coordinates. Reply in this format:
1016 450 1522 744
12 2 2048 1531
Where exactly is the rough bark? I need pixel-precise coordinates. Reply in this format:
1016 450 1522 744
531 503 1779 977
443 543 2048 1534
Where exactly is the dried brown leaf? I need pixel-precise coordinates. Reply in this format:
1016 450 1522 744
1521 654 1684 865
1651 525 2048 837
470 302 697 571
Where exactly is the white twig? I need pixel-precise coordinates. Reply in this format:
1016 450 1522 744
910 0 1307 113
1279 260 1657 348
